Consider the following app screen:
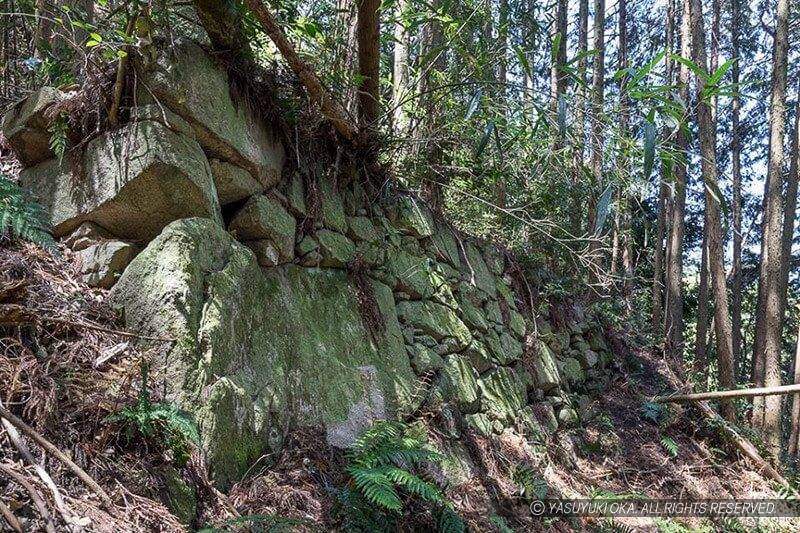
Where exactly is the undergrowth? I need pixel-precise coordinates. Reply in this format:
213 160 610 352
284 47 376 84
333 420 465 532
0 175 54 247
108 364 199 465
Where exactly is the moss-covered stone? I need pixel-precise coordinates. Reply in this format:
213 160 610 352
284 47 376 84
112 219 415 489
559 357 585 385
161 466 197 525
464 413 493 437
317 177 348 233
440 355 480 412
347 216 379 243
409 343 445 375
425 219 462 269
317 229 356 268
396 300 472 351
464 242 497 297
531 341 561 391
391 196 434 237
228 195 296 262
478 367 528 423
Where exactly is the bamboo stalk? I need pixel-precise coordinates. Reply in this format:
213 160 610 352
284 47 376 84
654 383 800 403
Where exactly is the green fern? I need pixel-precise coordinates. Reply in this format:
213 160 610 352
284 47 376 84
108 364 199 465
0 176 54 247
48 114 68 164
597 519 635 533
511 465 548 500
660 436 679 458
341 421 465 532
489 514 514 533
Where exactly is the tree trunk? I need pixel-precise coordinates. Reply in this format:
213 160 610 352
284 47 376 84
570 0 590 236
391 0 410 135
730 0 743 378
782 84 800 456
356 0 381 129
419 0 447 210
652 0 675 329
694 230 710 385
752 0 790 454
789 320 800 457
498 0 509 108
664 0 691 362
590 0 605 187
689 0 736 421
550 0 567 114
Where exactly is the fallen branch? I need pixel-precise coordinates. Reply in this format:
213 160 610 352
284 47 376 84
692 400 796 495
242 0 358 142
0 463 57 533
0 402 114 509
654 383 800 403
0 498 23 533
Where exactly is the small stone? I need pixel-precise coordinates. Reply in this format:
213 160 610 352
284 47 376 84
396 300 472 351
440 355 480 412
409 344 444 375
557 407 579 428
229 195 296 261
62 221 112 251
531 340 562 391
463 340 493 373
559 357 585 385
295 235 319 258
464 413 493 437
391 196 434 237
284 173 307 216
77 240 139 288
209 159 264 205
347 216 378 243
478 367 528 423
245 240 281 267
317 178 348 233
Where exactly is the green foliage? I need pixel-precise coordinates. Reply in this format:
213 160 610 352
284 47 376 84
642 401 670 426
0 176 55 247
108 364 199 465
596 519 635 533
511 465 548 500
660 435 679 458
47 114 68 164
336 421 464 532
489 514 514 533
198 514 306 533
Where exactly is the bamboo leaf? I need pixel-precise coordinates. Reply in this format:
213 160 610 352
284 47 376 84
594 185 613 235
476 121 495 157
643 121 657 179
465 89 483 120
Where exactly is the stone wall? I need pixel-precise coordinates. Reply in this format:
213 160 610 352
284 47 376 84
3 39 614 491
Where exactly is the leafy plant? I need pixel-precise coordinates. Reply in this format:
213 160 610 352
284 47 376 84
336 421 464 532
642 401 669 426
108 364 199 465
198 514 305 533
660 435 679 458
47 114 68 164
511 465 548 500
0 176 55 247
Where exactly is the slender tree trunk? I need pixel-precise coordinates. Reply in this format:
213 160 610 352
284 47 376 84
586 0 606 242
335 0 359 115
652 0 675 330
664 0 691 361
498 0 509 108
781 82 800 456
752 0 790 453
391 0 410 135
789 320 800 457
550 0 567 113
730 0 743 377
617 0 633 296
420 0 447 210
694 231 710 385
689 0 736 421
570 0 590 236
523 0 538 115
356 0 381 129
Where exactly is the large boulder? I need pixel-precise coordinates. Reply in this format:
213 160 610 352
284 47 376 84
111 219 415 489
20 121 222 240
478 367 528 423
1 87 63 166
139 40 284 187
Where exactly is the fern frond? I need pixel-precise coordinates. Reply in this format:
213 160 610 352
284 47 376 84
0 176 54 247
347 465 403 512
437 505 465 533
384 467 443 503
660 436 678 458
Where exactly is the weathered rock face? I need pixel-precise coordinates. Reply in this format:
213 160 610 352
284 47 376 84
0 87 62 166
112 219 415 488
5 39 618 499
138 39 285 187
20 120 222 240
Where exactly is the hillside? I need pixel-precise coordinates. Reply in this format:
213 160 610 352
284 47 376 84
0 34 798 532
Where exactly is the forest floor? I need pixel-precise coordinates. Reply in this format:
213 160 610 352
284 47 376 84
541 341 800 532
0 236 799 532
